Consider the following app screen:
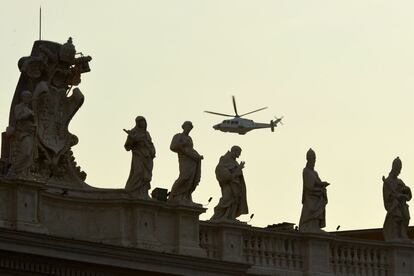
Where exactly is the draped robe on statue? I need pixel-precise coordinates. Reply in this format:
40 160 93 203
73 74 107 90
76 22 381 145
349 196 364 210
299 167 328 231
124 125 155 196
211 151 248 221
383 176 411 241
169 133 201 202
8 102 36 177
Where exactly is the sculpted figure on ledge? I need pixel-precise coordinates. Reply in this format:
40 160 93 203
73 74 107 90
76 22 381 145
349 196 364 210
168 121 203 203
299 148 330 233
7 90 36 178
210 145 248 222
382 157 412 242
124 116 155 198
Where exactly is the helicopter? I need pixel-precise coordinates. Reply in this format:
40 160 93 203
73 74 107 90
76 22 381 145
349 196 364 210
205 96 283 135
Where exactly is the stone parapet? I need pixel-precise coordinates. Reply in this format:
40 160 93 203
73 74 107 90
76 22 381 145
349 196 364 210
199 221 414 276
0 177 205 258
200 221 305 275
1 176 414 275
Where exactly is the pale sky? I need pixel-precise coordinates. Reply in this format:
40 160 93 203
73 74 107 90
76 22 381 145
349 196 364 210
1 0 414 231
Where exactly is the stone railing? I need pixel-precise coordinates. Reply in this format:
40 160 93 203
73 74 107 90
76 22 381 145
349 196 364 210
243 231 304 271
200 221 414 276
200 222 305 275
330 239 389 275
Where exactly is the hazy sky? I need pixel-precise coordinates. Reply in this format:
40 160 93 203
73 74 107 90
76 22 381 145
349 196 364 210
1 0 414 231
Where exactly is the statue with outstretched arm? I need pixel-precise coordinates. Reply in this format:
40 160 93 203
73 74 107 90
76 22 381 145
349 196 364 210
124 116 155 198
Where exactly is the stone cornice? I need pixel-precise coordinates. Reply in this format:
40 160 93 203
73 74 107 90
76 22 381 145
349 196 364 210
0 227 249 275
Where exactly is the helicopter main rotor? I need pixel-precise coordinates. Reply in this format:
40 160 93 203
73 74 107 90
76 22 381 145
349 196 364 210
205 96 268 118
204 111 234 117
232 95 239 117
239 107 268 117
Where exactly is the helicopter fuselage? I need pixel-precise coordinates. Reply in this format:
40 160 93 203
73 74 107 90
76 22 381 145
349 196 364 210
205 95 281 135
213 117 273 135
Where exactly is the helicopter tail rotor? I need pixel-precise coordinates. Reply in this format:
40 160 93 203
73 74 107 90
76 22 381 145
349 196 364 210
274 116 284 126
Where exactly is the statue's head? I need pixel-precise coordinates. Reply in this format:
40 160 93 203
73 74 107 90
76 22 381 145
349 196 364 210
306 148 316 160
230 145 242 158
391 156 402 176
20 90 32 104
135 116 147 129
306 148 316 168
182 121 193 133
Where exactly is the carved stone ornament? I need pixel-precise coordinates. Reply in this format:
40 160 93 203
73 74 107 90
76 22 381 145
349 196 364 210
1 38 92 187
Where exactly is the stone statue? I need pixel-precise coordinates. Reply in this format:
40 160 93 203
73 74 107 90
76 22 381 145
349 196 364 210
124 116 155 198
1 38 92 186
299 148 330 233
382 157 412 242
7 90 36 177
210 146 248 222
168 121 203 203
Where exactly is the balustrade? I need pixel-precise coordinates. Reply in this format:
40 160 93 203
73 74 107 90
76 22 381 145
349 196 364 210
330 239 389 276
199 222 405 275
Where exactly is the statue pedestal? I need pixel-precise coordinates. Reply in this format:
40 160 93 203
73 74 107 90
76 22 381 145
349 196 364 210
0 178 48 234
167 202 206 257
388 242 414 276
202 220 252 263
303 235 331 276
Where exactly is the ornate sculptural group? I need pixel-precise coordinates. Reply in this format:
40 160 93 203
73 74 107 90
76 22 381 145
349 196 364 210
1 38 91 186
1 37 412 242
